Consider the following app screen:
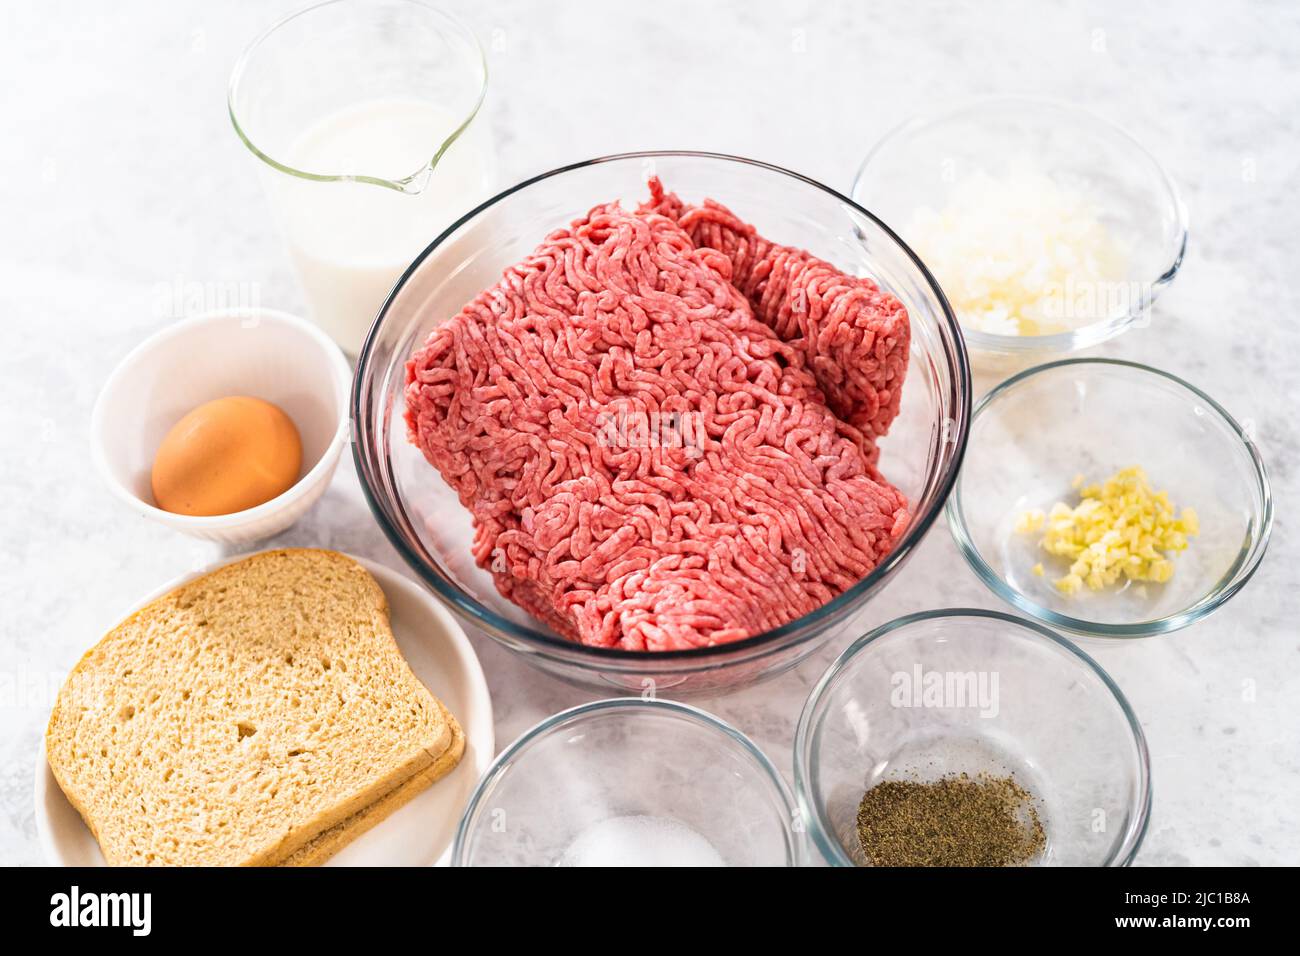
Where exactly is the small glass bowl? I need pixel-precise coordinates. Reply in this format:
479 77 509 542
852 96 1188 358
948 359 1272 637
794 609 1152 866
452 698 801 866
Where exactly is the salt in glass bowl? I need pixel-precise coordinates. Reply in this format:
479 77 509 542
452 698 801 866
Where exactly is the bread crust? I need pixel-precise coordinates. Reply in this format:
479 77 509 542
279 709 466 867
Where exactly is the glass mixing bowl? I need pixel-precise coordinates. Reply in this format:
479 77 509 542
852 96 1188 361
353 151 970 694
948 359 1272 638
452 698 801 866
795 609 1152 866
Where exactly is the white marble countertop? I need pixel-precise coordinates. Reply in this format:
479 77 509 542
1 0 1295 866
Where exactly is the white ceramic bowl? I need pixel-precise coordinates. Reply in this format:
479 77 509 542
91 308 352 544
36 552 494 867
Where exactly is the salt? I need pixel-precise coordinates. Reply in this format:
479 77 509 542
556 814 726 867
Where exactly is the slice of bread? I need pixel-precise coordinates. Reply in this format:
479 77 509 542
279 706 466 867
45 549 455 866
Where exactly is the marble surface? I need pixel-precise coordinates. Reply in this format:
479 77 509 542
1 0 1296 866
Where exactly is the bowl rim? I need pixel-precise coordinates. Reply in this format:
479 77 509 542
946 357 1274 637
792 606 1153 868
851 94 1190 354
450 696 801 866
351 148 973 663
90 307 353 529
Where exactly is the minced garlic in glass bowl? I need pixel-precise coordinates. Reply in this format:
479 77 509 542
1016 466 1199 596
946 358 1272 640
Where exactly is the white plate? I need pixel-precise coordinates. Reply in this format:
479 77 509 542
34 552 493 867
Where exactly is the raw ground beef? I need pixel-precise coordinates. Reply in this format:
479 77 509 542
639 179 910 455
405 181 911 651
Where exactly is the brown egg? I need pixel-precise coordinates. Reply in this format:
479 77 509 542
151 396 303 517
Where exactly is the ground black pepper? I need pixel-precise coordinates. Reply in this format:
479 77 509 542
855 772 1046 867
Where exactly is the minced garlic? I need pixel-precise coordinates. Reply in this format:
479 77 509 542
907 169 1129 337
1018 467 1198 595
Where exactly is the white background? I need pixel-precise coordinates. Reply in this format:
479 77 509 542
1 0 1296 865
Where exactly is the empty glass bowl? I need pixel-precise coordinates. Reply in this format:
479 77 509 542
948 359 1272 637
794 609 1151 866
852 96 1188 359
452 698 801 866
352 151 971 694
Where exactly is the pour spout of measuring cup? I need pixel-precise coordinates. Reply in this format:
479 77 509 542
311 104 485 198
387 112 484 196
392 164 435 196
350 163 434 196
246 98 495 355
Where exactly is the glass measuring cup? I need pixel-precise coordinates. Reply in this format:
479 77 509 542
229 0 493 354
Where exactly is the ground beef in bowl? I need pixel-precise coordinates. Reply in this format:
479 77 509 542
405 179 910 651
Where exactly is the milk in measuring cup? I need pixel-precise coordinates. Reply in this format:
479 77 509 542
275 99 493 354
